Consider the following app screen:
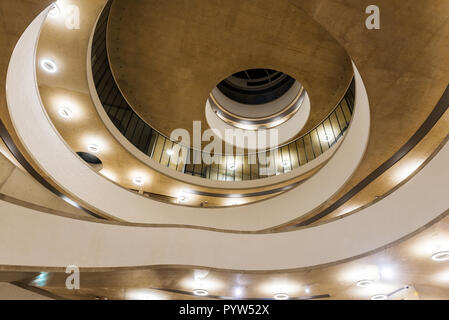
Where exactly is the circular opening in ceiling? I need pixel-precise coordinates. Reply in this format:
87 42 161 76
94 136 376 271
208 68 306 131
76 152 103 172
217 68 295 105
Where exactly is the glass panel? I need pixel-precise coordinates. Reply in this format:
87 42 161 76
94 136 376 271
152 135 165 163
303 134 315 161
310 129 323 156
288 142 299 169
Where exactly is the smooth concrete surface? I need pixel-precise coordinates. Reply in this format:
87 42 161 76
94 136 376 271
288 0 449 224
107 0 354 141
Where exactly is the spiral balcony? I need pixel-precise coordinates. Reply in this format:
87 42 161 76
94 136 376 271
0 0 448 303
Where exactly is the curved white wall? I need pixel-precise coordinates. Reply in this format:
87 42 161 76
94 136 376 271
6 5 370 231
2 134 449 270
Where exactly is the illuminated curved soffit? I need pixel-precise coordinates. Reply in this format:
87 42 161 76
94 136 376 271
6 3 369 232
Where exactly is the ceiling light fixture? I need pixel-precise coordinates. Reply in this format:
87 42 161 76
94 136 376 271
48 3 61 17
87 144 100 153
273 293 289 300
192 289 209 296
233 287 243 297
58 107 73 119
41 59 58 73
356 279 374 288
370 294 388 300
133 176 145 187
431 251 449 262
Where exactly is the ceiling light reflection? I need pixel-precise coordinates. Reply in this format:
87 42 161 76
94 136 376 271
393 160 423 183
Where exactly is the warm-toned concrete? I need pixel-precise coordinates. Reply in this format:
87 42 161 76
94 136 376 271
0 0 52 167
0 0 91 217
107 0 354 140
34 0 327 210
279 0 449 227
2 0 449 223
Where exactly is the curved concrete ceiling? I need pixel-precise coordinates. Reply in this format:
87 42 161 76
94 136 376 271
1 0 449 301
33 0 321 209
107 0 354 140
5 2 370 231
277 0 449 227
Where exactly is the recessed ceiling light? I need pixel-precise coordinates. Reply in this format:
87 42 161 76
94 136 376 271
133 176 145 186
282 159 290 168
356 279 374 288
304 287 311 294
233 287 243 297
192 289 208 296
58 107 73 119
41 59 57 73
432 251 449 262
273 293 289 300
48 3 61 17
87 144 100 153
370 294 388 300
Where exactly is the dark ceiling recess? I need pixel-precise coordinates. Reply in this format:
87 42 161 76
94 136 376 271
217 68 295 105
76 152 103 172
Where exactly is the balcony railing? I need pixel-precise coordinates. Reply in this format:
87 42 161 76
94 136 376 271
91 1 354 182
